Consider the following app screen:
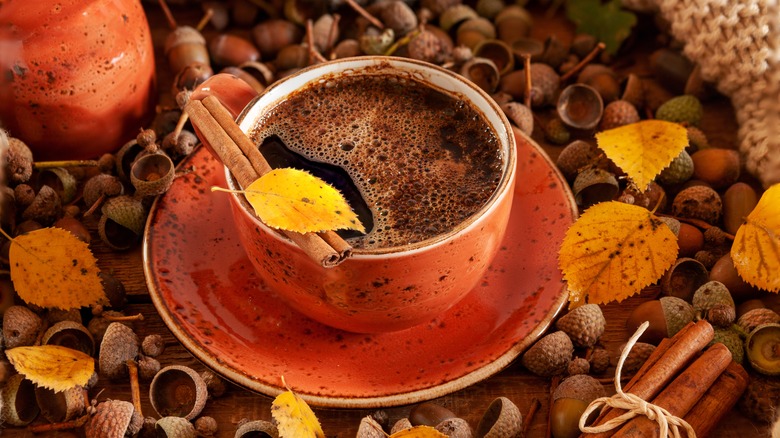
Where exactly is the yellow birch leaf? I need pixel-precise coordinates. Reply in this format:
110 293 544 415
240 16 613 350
271 383 325 438
390 426 448 437
233 168 365 234
9 227 106 310
731 183 780 292
6 345 95 392
559 201 678 306
595 120 688 190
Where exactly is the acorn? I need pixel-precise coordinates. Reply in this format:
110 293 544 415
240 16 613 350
83 174 124 210
529 63 561 107
588 348 610 374
359 28 395 56
85 399 143 438
3 305 42 349
235 419 280 437
310 14 339 52
6 137 34 184
209 34 260 67
521 331 574 377
141 334 166 357
13 184 35 208
138 355 162 381
621 73 645 109
380 1 418 36
572 168 619 208
712 326 744 364
706 303 736 328
474 396 522 438
657 150 694 186
439 5 478 32
659 217 681 236
550 375 606 438
150 365 208 420
544 117 571 145
460 57 500 93
677 222 705 257
690 148 741 189
722 182 758 235
650 48 694 94
540 35 569 69
571 33 597 58
41 320 95 356
22 185 62 225
557 83 604 130
494 5 532 45
194 416 219 437
407 28 453 65
556 304 606 348
435 417 472 438
156 416 197 438
671 185 722 225
556 140 602 181
35 385 85 423
659 257 709 302
738 308 780 334
37 167 77 204
738 373 780 423
567 357 591 376
99 195 147 250
500 102 533 136
655 95 703 126
410 402 456 426
332 39 362 59
130 151 175 198
581 71 621 103
2 374 40 426
626 297 695 345
599 100 640 130
621 342 656 374
201 369 228 398
692 281 735 316
737 299 767 319
685 126 710 152
510 37 544 62
357 415 385 438
252 19 303 60
98 322 139 380
53 216 91 244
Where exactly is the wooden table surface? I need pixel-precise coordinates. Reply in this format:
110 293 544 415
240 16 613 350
3 2 773 437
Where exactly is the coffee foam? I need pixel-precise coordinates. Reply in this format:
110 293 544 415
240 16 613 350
251 73 503 249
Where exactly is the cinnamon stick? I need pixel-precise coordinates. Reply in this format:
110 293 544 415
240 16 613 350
683 361 749 437
185 98 351 267
581 320 714 438
611 342 733 437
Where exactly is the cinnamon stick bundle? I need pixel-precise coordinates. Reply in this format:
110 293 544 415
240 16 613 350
581 320 714 438
683 361 749 437
611 342 733 437
185 96 352 267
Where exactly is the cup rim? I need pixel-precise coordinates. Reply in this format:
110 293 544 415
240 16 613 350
228 56 517 257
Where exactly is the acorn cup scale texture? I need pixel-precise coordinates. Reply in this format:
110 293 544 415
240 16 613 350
85 399 143 438
555 304 606 348
98 322 139 380
2 305 42 349
474 396 523 438
550 375 606 438
149 365 208 420
521 331 574 376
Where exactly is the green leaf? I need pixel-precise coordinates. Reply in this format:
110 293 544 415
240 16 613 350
566 0 637 55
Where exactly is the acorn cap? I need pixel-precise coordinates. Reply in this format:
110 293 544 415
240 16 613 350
41 320 95 356
621 342 656 374
655 95 703 126
553 374 606 404
98 322 139 380
35 385 84 423
2 374 40 426
235 419 280 438
138 355 162 381
555 304 606 348
156 416 197 438
659 257 709 302
712 327 744 364
746 323 780 374
357 415 385 438
556 140 602 181
659 296 695 338
165 26 207 54
692 280 734 314
588 348 610 374
130 152 175 197
83 174 124 209
6 137 34 184
85 399 143 438
738 308 780 334
149 365 208 420
572 168 619 208
521 331 574 377
671 185 723 225
391 418 413 434
500 102 534 136
22 185 62 225
436 417 472 438
475 396 522 438
3 305 42 349
738 373 780 423
567 357 591 375
531 63 561 107
659 217 681 236
599 99 640 130
142 334 166 357
460 57 500 93
657 150 694 186
101 195 146 236
473 39 514 76
38 167 77 204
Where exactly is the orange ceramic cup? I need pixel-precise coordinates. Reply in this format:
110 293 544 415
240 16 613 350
203 57 516 333
0 0 156 160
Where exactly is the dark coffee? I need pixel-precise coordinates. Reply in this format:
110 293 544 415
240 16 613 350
250 72 504 249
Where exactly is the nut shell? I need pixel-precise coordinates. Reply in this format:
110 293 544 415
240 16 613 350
35 385 85 423
150 365 208 420
475 396 522 438
156 416 197 438
98 322 139 380
3 305 42 348
357 415 385 438
436 417 473 438
85 399 143 438
235 419 279 438
41 320 95 356
553 374 606 403
521 331 574 377
2 374 40 426
672 185 722 225
738 308 780 334
555 304 606 348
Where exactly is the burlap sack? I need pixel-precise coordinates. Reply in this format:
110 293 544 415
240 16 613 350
624 0 780 188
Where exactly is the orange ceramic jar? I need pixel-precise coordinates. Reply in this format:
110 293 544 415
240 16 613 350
0 0 156 160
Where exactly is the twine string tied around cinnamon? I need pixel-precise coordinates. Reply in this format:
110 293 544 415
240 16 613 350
578 321 698 438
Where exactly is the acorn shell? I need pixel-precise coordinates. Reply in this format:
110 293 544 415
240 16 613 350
473 39 514 76
37 167 77 204
156 416 197 438
746 323 780 375
86 399 142 438
475 396 523 438
460 57 500 94
235 419 280 438
572 168 619 208
150 365 208 420
521 331 573 377
3 305 42 349
2 374 40 426
557 83 604 130
116 139 146 183
739 308 780 335
439 5 478 32
99 195 146 250
34 385 85 423
130 152 175 197
357 415 385 438
660 257 709 302
98 322 139 380
41 320 95 356
555 304 606 348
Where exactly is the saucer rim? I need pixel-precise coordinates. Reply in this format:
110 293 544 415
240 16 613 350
142 127 576 408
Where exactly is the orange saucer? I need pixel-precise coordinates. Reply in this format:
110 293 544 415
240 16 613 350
143 132 577 408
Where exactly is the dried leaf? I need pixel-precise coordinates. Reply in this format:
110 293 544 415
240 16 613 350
6 345 95 392
731 183 780 292
595 120 688 191
9 227 106 310
565 0 637 55
271 383 325 438
224 168 365 234
390 426 448 437
559 201 678 306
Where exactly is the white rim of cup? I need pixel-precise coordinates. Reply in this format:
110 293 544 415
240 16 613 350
229 56 517 257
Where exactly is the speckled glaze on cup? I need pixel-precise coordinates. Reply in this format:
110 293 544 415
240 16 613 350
0 0 156 160
228 57 516 333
